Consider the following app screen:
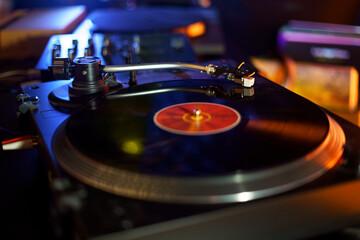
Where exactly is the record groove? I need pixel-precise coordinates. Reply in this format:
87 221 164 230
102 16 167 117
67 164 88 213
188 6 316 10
51 80 346 204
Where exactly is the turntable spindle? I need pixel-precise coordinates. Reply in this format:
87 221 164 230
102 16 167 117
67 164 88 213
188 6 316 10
192 108 202 121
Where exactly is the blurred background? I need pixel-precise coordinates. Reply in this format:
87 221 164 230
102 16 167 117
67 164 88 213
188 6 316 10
1 0 360 124
5 0 360 56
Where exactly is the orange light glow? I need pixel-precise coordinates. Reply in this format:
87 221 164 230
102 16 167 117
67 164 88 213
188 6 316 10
198 0 212 8
325 158 339 169
349 67 358 112
174 21 206 38
246 119 326 142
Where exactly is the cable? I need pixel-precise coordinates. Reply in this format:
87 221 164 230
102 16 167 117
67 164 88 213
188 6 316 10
2 135 32 145
0 69 40 81
1 135 38 151
0 126 25 136
237 62 245 69
0 70 28 79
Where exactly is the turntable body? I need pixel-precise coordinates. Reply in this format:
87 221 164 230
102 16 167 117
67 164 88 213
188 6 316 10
21 64 360 239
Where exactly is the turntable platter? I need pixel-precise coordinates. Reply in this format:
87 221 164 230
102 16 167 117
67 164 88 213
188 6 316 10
52 79 345 204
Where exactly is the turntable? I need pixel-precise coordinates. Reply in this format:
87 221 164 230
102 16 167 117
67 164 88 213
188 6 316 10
20 55 360 239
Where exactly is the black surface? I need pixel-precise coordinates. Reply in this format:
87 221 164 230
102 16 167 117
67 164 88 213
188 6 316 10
0 88 53 239
66 78 329 176
0 149 52 239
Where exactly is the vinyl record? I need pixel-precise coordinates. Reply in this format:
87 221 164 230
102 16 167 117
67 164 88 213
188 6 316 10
52 79 345 204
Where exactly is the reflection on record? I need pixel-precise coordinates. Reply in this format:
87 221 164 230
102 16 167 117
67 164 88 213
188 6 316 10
52 79 345 204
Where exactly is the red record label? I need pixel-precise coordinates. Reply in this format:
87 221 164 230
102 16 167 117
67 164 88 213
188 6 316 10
153 102 241 135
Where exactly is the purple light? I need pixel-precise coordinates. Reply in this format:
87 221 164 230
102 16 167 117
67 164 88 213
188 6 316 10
280 31 360 47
